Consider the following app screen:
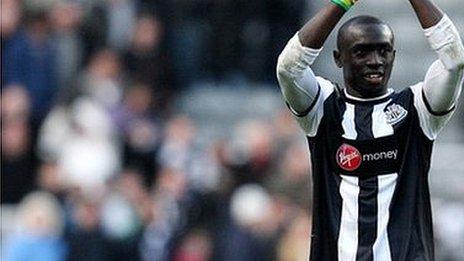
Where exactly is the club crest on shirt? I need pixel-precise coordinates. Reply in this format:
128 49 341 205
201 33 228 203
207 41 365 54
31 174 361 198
385 103 408 125
336 143 362 171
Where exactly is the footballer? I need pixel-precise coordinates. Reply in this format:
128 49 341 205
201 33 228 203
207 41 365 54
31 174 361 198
276 0 464 260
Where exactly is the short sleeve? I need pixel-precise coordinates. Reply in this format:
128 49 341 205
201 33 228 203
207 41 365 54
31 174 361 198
291 76 335 137
410 82 455 140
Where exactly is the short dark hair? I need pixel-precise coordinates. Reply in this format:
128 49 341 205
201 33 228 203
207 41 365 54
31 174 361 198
337 15 393 50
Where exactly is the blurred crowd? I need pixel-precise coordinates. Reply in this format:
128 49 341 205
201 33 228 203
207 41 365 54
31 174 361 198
2 0 313 260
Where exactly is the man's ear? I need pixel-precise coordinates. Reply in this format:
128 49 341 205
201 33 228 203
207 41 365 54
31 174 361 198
333 50 343 68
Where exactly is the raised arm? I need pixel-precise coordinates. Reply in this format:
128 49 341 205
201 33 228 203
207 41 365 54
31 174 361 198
299 4 346 49
276 2 354 117
409 0 464 113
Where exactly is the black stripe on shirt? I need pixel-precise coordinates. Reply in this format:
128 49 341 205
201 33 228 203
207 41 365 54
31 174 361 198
421 89 455 116
286 84 321 117
356 176 379 261
354 104 377 261
354 105 374 139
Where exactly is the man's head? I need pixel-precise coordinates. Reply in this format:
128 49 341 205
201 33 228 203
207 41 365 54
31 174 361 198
334 16 396 98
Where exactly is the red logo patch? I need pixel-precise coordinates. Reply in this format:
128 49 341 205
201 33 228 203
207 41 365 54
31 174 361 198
336 143 362 171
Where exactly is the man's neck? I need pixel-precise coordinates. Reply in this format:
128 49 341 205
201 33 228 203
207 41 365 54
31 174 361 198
344 88 393 101
345 84 389 98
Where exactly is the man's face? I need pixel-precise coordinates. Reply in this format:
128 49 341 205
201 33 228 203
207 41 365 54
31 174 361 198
334 23 395 98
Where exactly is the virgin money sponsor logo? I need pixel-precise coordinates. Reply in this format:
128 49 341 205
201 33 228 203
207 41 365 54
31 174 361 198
336 144 362 171
336 143 399 171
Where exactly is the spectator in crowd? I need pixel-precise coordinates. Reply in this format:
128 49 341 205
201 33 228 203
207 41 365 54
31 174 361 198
78 0 108 64
123 14 174 111
99 171 147 260
172 228 213 261
1 85 36 204
0 0 22 48
216 184 279 261
66 195 111 261
139 167 189 261
78 48 124 110
114 83 163 187
1 0 22 88
49 1 85 91
105 0 137 51
37 94 120 196
3 191 67 261
2 0 59 124
265 141 312 208
221 120 274 185
158 115 197 177
36 161 66 199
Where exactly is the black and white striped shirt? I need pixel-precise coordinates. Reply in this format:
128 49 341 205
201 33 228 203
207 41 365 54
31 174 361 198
295 77 454 261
